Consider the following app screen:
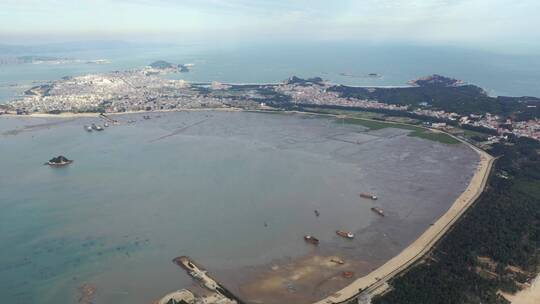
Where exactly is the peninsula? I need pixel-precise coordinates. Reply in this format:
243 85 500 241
2 70 538 142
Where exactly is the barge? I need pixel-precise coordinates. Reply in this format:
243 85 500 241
336 230 355 239
360 193 378 200
304 235 320 245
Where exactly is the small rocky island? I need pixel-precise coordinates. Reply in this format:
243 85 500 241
46 155 73 167
147 60 192 74
408 74 465 87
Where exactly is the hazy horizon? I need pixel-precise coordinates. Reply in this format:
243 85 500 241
2 0 540 55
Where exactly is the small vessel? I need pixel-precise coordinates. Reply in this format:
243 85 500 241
330 258 345 265
360 193 378 200
336 230 355 239
84 125 92 132
91 123 104 131
104 123 109 128
304 235 319 245
342 271 354 278
46 155 73 167
371 207 385 217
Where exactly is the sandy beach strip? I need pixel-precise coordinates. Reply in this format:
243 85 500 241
502 275 540 304
0 107 243 119
312 136 495 304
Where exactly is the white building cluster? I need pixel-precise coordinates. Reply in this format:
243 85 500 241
8 70 231 113
6 72 540 142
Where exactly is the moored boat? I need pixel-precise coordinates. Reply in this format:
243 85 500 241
304 235 319 245
371 207 385 217
342 271 354 278
336 230 355 239
360 193 378 200
330 258 345 265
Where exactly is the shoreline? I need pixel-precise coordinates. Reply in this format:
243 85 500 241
0 107 244 119
311 132 495 303
502 274 540 304
3 107 497 304
231 110 495 304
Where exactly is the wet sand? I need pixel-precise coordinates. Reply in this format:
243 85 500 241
236 254 371 304
224 131 493 304
309 137 494 304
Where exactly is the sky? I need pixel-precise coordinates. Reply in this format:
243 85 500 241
1 0 539 53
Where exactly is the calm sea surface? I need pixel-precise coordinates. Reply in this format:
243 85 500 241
1 42 540 103
0 111 478 303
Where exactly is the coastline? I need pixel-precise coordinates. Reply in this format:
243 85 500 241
2 107 496 304
310 133 494 303
0 107 243 119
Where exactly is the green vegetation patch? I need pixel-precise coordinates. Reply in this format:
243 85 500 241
341 117 460 144
411 130 462 144
512 179 540 200
300 107 385 120
341 117 390 130
270 107 460 144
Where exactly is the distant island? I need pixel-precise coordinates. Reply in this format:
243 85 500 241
147 60 193 73
46 155 73 167
408 74 466 87
285 76 324 86
339 72 382 79
0 55 110 65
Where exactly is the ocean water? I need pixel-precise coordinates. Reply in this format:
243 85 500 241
1 42 540 103
0 111 478 303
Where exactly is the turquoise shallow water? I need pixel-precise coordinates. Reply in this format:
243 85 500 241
0 111 478 303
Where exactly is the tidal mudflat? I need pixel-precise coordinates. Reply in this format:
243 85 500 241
0 111 478 304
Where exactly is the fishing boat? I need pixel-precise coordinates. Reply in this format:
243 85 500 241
342 271 354 278
371 207 385 217
304 235 319 245
336 230 355 239
360 193 378 200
